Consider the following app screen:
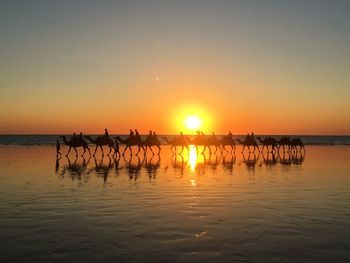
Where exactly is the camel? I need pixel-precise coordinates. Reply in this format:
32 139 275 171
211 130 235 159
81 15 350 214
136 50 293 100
219 132 236 153
256 136 278 152
187 132 208 153
144 132 161 155
236 135 259 153
84 135 115 156
163 136 189 153
206 133 221 153
115 135 145 156
60 135 90 156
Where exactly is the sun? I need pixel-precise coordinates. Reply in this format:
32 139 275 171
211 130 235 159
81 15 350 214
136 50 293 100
185 115 202 131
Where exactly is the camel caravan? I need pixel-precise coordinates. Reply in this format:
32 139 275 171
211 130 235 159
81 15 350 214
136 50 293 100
58 129 305 157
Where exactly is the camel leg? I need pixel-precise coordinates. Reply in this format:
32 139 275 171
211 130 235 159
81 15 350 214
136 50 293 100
180 146 184 154
122 145 127 156
107 146 112 155
157 145 161 155
82 147 86 156
74 147 78 156
149 146 154 155
136 146 141 155
93 145 98 156
100 145 104 156
230 145 233 153
66 146 72 156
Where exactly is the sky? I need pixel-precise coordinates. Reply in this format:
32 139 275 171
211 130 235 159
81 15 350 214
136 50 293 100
1 0 349 135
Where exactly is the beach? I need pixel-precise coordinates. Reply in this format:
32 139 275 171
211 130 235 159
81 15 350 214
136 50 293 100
1 144 349 262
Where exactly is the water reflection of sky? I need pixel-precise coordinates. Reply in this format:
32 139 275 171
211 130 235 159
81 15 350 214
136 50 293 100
1 145 350 262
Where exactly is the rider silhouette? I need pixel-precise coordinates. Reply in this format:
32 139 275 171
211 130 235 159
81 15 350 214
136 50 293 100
135 129 140 140
105 128 109 138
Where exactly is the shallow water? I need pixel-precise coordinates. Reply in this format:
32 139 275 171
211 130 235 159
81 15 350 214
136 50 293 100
0 145 350 262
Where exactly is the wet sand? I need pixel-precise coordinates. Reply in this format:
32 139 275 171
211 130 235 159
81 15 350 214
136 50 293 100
0 145 350 262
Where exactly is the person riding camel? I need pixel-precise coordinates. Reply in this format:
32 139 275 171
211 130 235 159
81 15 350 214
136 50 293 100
134 129 141 143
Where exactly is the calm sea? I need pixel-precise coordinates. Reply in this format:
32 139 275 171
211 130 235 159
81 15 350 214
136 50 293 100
0 145 350 262
0 134 349 145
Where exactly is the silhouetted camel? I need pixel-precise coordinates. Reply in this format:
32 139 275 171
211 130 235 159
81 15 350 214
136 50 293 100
257 136 278 152
206 133 221 153
84 135 115 156
144 131 161 154
187 131 208 153
115 135 145 156
163 136 189 153
236 135 259 153
60 135 90 156
219 132 236 153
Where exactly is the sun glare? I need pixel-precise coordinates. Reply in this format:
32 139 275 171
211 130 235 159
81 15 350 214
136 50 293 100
185 116 202 131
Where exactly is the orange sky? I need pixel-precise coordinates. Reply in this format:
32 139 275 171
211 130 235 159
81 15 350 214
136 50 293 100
1 1 349 135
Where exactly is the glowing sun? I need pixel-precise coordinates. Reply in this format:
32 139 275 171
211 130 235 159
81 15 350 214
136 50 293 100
185 115 202 131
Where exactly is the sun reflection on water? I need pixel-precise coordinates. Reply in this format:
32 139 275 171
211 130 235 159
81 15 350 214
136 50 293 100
188 145 197 171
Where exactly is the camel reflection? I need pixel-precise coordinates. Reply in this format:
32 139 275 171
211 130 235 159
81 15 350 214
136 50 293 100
55 156 61 174
145 154 161 180
261 151 278 168
55 144 306 183
222 152 236 175
206 152 221 172
242 152 260 172
89 156 114 182
279 151 305 166
279 151 292 166
291 151 305 165
124 155 143 181
114 155 123 176
171 153 186 175
60 155 91 180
